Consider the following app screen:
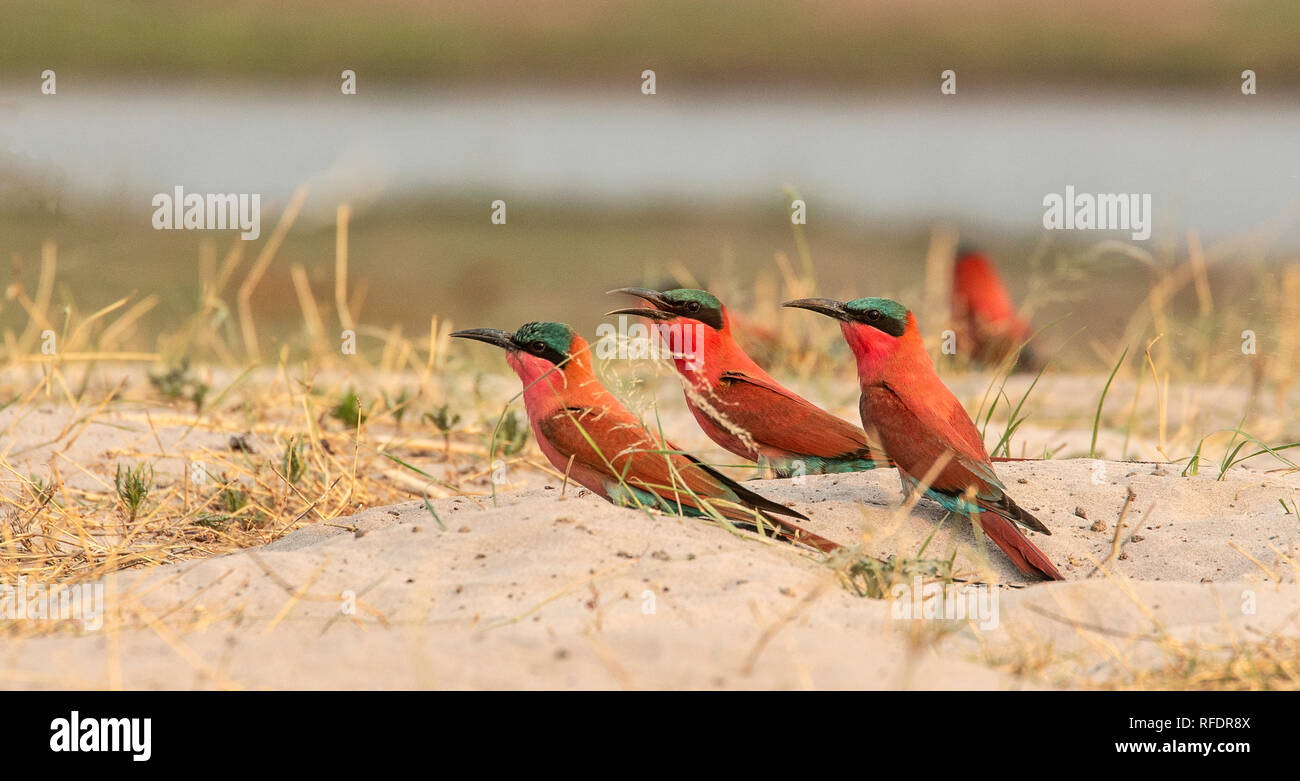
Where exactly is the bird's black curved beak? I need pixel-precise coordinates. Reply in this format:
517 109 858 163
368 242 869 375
604 306 675 320
782 298 850 321
450 328 516 350
607 286 671 309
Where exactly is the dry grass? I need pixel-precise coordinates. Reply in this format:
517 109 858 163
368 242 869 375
3 193 1299 690
1112 636 1300 690
0 197 566 614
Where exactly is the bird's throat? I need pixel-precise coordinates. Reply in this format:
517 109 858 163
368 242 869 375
841 321 896 384
507 351 570 419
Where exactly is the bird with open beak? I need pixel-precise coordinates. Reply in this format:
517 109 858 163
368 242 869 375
607 287 890 478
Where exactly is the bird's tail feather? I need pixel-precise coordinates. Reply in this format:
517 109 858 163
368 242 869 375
682 454 842 553
755 509 842 553
984 493 1051 535
683 453 808 519
976 511 1064 581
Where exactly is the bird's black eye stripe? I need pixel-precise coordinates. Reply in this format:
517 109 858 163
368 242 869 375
661 296 724 330
852 306 905 336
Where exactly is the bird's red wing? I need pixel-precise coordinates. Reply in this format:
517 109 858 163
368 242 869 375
863 383 1002 495
537 405 747 515
712 371 880 460
537 406 844 553
864 386 1061 578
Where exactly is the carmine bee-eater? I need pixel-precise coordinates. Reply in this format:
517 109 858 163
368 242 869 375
783 297 1063 580
951 245 1042 372
451 321 841 553
607 287 890 477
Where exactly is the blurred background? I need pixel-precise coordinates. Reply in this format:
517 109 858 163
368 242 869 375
2 0 1299 366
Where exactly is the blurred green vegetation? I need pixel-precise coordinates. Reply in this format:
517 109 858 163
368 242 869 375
2 0 1298 88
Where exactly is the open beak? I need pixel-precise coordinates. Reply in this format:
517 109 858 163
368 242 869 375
449 328 516 350
605 306 675 320
782 298 850 321
606 287 676 321
608 286 671 307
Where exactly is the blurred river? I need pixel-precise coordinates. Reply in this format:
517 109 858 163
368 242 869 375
2 86 1298 243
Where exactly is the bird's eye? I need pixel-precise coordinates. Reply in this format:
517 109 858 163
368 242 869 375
531 340 547 353
866 309 882 321
685 301 701 313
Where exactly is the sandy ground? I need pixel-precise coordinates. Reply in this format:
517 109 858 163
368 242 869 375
3 461 1298 689
1 371 1298 689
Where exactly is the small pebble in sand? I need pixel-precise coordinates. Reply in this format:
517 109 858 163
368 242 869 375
1090 519 1108 532
1130 534 1145 542
1119 552 1129 560
1074 506 1088 519
458 525 471 533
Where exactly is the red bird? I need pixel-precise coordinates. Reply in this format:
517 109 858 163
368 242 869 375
451 321 841 553
607 287 890 477
951 246 1041 371
783 296 1063 581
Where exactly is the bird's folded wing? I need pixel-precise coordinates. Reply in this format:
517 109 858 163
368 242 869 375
538 405 834 550
678 452 808 520
715 370 879 460
869 382 1005 496
875 387 1049 533
537 405 756 517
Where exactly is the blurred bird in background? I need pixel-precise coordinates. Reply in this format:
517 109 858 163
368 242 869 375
951 245 1043 372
